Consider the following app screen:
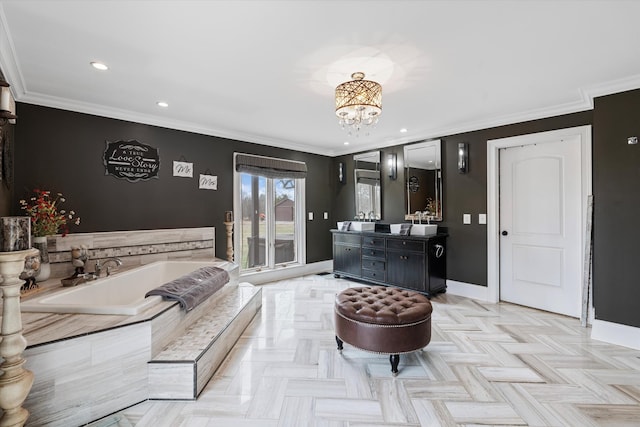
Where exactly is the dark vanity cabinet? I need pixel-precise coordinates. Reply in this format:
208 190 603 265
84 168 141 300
361 236 386 282
332 230 447 297
333 232 362 277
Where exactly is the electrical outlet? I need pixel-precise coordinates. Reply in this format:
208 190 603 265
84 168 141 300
323 212 328 220
463 214 471 224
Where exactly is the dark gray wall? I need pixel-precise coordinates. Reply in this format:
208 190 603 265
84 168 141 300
593 89 640 328
12 103 335 263
11 90 640 329
0 68 11 216
335 111 592 286
0 123 12 216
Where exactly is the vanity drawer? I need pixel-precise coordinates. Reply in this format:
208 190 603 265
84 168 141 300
386 239 425 252
361 236 385 248
333 233 361 245
362 259 385 271
361 248 385 259
362 269 385 282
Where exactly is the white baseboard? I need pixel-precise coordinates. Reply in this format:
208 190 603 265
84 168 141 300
591 319 640 350
240 260 333 285
445 280 490 302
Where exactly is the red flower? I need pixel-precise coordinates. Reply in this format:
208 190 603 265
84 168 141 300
19 189 80 237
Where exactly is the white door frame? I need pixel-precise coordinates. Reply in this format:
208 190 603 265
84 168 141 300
486 125 592 304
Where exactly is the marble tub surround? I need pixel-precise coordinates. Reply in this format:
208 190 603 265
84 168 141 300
148 282 262 399
42 227 215 288
20 261 246 426
14 260 239 348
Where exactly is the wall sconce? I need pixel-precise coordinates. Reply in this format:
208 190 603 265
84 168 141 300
387 153 397 180
458 142 468 174
0 80 17 125
628 136 638 145
338 162 346 184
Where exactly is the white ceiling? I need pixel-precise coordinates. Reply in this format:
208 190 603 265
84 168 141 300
1 0 640 157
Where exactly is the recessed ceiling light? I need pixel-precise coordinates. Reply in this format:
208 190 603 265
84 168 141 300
400 128 408 133
90 61 108 71
343 142 350 145
157 101 169 108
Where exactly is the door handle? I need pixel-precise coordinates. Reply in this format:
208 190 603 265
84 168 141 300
501 231 508 236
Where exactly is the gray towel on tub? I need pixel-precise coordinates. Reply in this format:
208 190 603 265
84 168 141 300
145 266 230 312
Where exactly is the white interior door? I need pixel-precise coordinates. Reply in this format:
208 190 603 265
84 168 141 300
499 135 582 317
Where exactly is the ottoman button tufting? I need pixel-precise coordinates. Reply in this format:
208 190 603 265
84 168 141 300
334 285 432 376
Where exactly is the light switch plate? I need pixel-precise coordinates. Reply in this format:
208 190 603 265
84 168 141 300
463 213 471 224
479 213 487 224
323 212 328 220
308 212 313 221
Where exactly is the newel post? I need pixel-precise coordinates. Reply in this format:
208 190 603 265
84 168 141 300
0 248 38 427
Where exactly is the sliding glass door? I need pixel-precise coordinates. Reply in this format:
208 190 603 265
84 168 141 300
234 154 306 273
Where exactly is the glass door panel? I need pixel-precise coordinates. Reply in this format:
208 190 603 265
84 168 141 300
240 173 267 269
274 179 296 265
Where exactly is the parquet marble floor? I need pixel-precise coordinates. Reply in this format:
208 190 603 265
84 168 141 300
105 274 640 426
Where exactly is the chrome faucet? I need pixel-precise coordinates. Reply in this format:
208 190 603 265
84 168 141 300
95 257 123 277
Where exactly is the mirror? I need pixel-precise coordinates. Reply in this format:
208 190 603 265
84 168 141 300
353 151 381 220
404 140 443 221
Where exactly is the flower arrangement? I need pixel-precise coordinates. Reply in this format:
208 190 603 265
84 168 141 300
19 189 80 237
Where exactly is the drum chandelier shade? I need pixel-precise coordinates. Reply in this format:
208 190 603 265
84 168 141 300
335 72 382 136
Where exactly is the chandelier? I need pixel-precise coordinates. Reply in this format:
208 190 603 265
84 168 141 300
335 72 382 136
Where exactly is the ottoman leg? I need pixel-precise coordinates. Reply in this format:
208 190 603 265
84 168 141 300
390 354 400 376
336 336 343 354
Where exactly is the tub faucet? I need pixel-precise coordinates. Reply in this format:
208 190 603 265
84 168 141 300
95 257 123 277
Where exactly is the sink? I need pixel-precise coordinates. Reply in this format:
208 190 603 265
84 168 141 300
337 221 376 232
409 224 438 236
389 224 405 234
390 223 437 235
351 222 375 231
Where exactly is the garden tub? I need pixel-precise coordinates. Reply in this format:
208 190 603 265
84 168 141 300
21 260 235 315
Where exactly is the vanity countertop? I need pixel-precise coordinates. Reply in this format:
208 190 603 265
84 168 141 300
331 229 448 239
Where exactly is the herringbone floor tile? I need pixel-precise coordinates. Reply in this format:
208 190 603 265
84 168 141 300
113 275 640 426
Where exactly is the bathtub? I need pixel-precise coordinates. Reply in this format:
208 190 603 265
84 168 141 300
21 260 235 316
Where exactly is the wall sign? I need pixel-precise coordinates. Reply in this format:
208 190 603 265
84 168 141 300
199 174 217 190
104 140 160 182
173 160 193 177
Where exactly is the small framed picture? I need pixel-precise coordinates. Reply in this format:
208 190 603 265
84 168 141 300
173 160 193 177
199 174 217 190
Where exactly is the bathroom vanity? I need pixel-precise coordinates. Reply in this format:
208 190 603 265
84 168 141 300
332 229 446 297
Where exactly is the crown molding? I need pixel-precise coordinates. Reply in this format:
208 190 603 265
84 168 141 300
0 3 25 96
17 91 337 157
333 77 640 157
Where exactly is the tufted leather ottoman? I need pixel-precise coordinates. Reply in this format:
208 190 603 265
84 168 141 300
334 286 432 376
